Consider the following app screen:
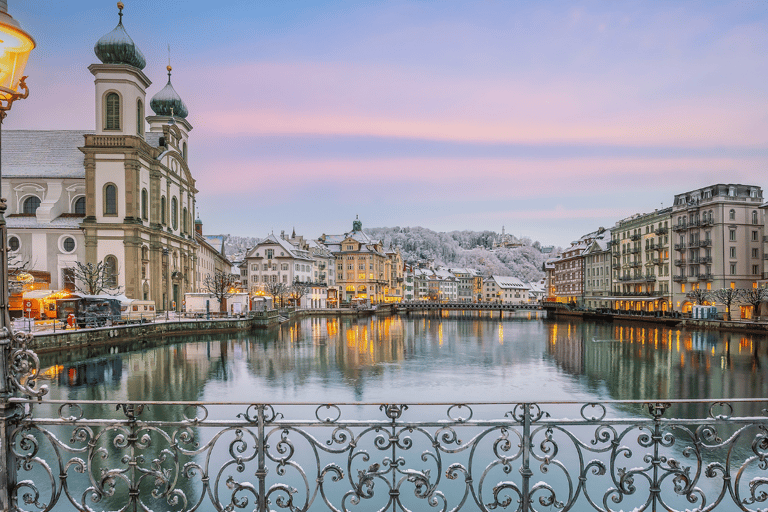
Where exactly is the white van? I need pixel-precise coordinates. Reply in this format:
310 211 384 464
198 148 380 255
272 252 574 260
120 300 156 323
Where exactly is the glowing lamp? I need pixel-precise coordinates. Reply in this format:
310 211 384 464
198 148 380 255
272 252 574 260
0 3 34 111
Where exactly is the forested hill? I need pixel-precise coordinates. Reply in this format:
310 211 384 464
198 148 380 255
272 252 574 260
366 227 552 282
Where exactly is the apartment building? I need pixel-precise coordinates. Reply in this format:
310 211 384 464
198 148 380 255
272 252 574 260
671 184 764 316
582 230 612 309
610 208 672 312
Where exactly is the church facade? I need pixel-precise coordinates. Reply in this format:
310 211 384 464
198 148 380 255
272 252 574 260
3 4 217 311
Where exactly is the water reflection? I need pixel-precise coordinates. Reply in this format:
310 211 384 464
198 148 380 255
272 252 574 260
39 314 768 405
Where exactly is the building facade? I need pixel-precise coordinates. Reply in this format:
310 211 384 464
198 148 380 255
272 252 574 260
671 184 764 316
582 230 612 309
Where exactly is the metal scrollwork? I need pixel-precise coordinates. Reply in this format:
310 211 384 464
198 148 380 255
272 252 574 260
7 328 48 399
3 400 768 511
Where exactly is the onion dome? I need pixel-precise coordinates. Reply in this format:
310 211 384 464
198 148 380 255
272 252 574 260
150 65 189 118
94 2 146 70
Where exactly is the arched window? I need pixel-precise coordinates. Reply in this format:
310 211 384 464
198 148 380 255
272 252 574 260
105 92 120 130
104 184 117 215
161 196 166 225
729 209 735 220
182 207 188 233
22 196 40 214
104 255 118 288
182 142 187 162
74 196 86 215
172 197 178 230
136 99 144 136
753 211 758 225
141 189 148 220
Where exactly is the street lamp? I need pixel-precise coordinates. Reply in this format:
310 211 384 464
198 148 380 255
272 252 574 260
0 0 35 386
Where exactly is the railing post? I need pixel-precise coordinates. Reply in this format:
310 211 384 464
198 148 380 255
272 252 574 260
520 403 532 511
257 404 267 512
0 330 16 512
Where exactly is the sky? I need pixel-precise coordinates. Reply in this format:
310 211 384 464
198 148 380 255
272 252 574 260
7 0 768 246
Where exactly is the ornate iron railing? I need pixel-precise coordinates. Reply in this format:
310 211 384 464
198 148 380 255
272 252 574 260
2 397 768 512
2 331 768 511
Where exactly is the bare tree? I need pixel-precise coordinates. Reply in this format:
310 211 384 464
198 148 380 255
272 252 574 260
70 261 123 296
263 281 288 308
7 252 34 295
202 269 238 313
740 287 768 321
290 279 311 308
685 288 710 306
709 288 743 321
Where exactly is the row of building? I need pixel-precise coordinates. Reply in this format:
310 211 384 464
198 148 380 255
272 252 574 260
546 184 767 318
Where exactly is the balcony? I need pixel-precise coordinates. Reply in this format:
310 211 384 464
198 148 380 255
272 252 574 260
627 247 640 254
645 275 657 282
688 258 699 265
701 218 714 227
674 259 686 266
654 226 668 235
612 263 621 270
673 243 686 251
698 273 713 281
699 256 712 264
672 224 687 232
630 234 641 241
698 239 711 247
673 275 686 282
629 261 641 268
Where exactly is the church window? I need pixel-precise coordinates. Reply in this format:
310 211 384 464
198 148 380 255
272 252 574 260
141 189 148 220
104 255 118 288
74 196 86 215
22 196 40 214
105 92 120 130
182 207 188 233
182 142 187 162
104 184 117 215
172 197 178 230
8 236 19 252
136 99 144 136
62 237 75 253
161 196 167 225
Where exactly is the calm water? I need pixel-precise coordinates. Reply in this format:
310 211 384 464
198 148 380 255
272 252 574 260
40 312 768 404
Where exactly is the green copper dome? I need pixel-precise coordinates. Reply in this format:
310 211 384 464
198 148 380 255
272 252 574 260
94 3 146 70
150 66 189 118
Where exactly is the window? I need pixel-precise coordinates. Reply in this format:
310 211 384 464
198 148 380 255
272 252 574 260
102 184 117 215
730 264 736 275
104 255 118 287
22 196 40 214
182 142 187 162
62 237 75 252
730 247 736 258
753 211 759 225
171 197 178 230
136 99 143 136
105 92 120 130
266 249 273 259
752 230 758 241
182 207 188 233
730 229 736 241
73 196 86 215
161 196 166 224
753 265 759 275
729 209 735 220
8 236 19 252
141 189 148 220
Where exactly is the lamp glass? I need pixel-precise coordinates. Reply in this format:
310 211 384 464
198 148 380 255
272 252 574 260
0 21 33 100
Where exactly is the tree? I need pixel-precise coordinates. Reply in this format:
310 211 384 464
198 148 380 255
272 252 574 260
290 279 311 308
740 287 768 321
685 288 709 306
709 288 743 321
202 269 238 313
263 280 289 308
69 260 123 295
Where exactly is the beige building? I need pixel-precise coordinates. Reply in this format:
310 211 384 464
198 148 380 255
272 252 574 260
318 218 400 305
610 208 672 312
582 229 612 309
553 229 606 305
671 184 764 315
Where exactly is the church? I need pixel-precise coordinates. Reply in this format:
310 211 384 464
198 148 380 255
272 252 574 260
2 4 221 311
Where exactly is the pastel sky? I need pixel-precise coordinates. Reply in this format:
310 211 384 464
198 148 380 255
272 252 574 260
8 0 768 246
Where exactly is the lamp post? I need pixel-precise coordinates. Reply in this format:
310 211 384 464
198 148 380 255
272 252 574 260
0 2 35 506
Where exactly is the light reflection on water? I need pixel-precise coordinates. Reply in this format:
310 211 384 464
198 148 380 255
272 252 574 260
39 312 768 406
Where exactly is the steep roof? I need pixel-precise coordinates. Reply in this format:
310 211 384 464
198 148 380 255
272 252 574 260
1 131 90 178
487 275 530 290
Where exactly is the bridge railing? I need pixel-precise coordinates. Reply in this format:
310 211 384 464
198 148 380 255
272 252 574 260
3 394 768 511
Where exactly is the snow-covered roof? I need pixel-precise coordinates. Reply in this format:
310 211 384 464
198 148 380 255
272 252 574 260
1 130 90 178
7 216 83 229
487 276 530 290
248 234 314 262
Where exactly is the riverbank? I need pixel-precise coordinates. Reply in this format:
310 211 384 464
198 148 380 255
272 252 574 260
553 308 768 334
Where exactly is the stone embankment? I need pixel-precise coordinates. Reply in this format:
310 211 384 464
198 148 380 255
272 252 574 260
553 308 768 333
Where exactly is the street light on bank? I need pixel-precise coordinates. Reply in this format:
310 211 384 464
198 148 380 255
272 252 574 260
0 0 36 392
